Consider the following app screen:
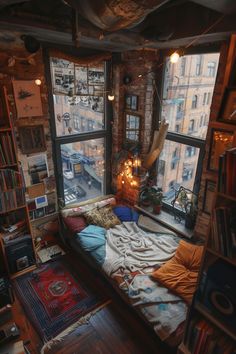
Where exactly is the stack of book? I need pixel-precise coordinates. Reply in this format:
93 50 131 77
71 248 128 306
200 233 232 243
211 206 236 258
0 169 23 190
0 169 25 213
184 318 235 354
218 147 236 197
0 132 16 166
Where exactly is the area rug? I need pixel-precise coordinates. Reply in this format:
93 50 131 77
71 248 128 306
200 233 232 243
13 259 109 342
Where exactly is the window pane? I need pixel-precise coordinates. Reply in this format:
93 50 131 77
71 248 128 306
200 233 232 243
162 53 220 139
157 140 200 205
51 57 105 137
61 138 105 205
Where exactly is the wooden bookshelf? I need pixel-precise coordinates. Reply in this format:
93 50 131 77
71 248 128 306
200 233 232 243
178 37 236 354
0 86 36 278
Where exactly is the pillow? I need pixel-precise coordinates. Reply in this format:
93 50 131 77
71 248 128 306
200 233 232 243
152 240 204 304
84 206 121 229
61 197 116 217
63 216 87 234
113 205 139 222
77 225 106 265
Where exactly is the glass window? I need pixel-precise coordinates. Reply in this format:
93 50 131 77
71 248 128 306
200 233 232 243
50 56 109 206
180 57 186 76
196 55 202 76
207 61 217 77
125 114 140 142
61 139 105 205
157 140 200 206
192 95 198 109
159 52 220 210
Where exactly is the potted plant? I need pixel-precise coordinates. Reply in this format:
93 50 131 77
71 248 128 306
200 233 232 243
149 187 165 214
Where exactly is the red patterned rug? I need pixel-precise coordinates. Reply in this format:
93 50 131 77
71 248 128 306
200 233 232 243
14 259 108 342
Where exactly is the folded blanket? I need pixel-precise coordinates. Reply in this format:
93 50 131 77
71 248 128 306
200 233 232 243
102 222 180 275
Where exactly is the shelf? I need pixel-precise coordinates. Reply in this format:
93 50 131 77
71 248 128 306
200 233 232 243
10 264 37 279
0 163 18 169
0 204 26 215
30 211 58 223
217 192 236 202
135 205 193 239
0 127 11 132
195 302 236 341
206 247 236 266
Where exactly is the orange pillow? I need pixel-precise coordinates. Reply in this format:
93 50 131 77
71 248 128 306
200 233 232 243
152 240 204 304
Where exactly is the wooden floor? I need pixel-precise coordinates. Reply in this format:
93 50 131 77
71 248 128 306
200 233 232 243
2 248 175 354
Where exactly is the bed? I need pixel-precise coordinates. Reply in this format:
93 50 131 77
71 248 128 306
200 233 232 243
60 195 203 347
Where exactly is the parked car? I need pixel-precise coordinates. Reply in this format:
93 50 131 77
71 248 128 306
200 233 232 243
63 169 74 180
75 185 86 198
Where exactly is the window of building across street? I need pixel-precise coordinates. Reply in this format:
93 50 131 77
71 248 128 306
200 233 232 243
157 52 220 211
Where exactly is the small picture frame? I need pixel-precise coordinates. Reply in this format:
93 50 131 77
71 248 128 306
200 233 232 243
218 87 236 124
125 95 138 111
125 113 141 142
203 180 216 214
208 128 235 171
19 125 46 154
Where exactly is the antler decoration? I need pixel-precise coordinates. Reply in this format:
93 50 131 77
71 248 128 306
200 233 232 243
143 119 169 170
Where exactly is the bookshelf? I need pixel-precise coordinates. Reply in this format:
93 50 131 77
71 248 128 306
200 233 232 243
178 36 236 354
178 137 236 353
0 86 36 278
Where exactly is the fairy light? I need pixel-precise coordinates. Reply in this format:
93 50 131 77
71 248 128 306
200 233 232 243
170 51 180 64
35 78 42 86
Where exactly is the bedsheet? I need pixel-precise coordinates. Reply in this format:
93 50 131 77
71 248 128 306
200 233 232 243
71 221 187 346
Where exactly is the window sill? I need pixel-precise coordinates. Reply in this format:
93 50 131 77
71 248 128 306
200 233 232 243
135 205 194 239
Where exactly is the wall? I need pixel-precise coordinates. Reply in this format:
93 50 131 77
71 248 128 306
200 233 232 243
111 49 160 204
0 43 58 239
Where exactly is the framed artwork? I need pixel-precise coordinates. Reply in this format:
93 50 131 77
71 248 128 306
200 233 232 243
12 80 43 118
28 154 49 185
208 129 235 171
203 180 216 214
218 87 236 124
19 125 46 154
50 57 75 95
125 95 138 111
125 113 140 142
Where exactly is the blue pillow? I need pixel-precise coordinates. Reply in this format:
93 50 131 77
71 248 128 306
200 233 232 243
76 225 106 265
77 225 106 251
113 206 139 222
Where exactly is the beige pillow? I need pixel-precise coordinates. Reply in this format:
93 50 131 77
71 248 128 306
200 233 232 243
84 206 121 229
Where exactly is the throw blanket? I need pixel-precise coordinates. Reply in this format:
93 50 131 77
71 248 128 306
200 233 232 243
128 274 187 340
102 222 180 276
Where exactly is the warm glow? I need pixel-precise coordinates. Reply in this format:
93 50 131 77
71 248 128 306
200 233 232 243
170 51 180 64
35 78 42 85
108 94 115 101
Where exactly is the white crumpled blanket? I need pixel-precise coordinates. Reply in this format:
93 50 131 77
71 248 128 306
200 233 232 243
102 222 180 276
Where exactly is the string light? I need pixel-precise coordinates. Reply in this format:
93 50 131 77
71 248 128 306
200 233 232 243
35 78 42 86
170 51 180 64
108 93 115 101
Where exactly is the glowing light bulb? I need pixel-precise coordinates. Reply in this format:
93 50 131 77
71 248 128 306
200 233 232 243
35 78 42 85
122 180 125 184
170 51 180 64
108 94 115 101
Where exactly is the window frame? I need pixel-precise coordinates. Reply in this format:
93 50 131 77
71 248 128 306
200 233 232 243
156 47 221 215
44 49 112 207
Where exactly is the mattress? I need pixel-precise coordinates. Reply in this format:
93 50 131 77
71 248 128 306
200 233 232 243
68 221 187 347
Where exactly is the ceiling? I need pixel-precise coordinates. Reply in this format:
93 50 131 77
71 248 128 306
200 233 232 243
0 0 236 52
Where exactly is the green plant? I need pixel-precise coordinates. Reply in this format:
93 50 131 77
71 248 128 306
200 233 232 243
139 186 165 206
149 187 166 206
